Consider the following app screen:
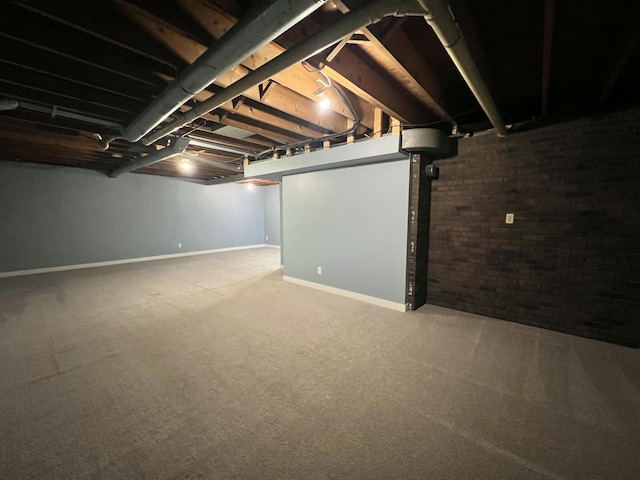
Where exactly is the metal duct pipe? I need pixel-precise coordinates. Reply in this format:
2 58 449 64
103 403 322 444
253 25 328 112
119 0 326 144
17 101 123 130
142 0 425 146
418 0 508 136
188 138 255 157
109 137 190 178
0 97 19 111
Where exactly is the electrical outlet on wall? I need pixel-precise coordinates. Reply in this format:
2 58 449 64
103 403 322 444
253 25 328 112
266 236 269 241
178 242 182 248
317 266 322 275
505 213 515 224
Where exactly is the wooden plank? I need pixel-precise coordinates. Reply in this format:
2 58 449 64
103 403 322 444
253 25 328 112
373 107 383 138
390 117 401 135
0 124 106 152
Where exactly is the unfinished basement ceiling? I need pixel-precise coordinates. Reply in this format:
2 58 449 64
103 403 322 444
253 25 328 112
0 0 639 181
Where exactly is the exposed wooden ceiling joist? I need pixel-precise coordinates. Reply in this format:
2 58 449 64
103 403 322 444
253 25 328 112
12 0 183 71
276 14 431 124
332 0 454 126
0 4 170 89
119 0 357 138
177 0 372 130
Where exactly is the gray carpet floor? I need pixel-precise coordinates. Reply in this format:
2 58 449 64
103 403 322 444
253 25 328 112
1 247 638 479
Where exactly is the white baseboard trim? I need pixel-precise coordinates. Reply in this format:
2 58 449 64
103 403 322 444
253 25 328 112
282 275 407 312
0 244 270 278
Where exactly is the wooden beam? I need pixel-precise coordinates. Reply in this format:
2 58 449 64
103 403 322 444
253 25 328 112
12 0 182 70
177 0 375 130
0 38 158 104
357 30 452 123
597 11 640 106
332 0 454 125
0 123 109 152
178 79 328 139
186 130 278 150
542 0 555 116
121 0 356 134
390 117 401 135
373 108 383 138
0 3 170 88
204 113 304 144
0 60 147 115
276 15 430 124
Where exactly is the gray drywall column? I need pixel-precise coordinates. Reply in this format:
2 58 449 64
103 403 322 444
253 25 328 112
263 184 281 246
282 159 410 304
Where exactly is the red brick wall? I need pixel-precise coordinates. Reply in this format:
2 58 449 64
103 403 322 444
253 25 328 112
428 108 640 347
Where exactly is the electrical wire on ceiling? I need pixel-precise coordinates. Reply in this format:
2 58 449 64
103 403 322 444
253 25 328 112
180 118 208 139
254 61 360 161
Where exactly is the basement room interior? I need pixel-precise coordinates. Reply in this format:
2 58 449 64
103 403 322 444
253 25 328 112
1 0 639 478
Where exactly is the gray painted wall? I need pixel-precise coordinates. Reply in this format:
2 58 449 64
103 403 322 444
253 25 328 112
263 184 281 246
282 160 410 304
0 163 265 272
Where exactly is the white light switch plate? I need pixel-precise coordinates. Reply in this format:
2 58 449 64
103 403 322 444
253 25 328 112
505 213 514 224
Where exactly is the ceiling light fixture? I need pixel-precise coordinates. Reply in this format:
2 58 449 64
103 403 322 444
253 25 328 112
313 78 331 111
180 158 194 174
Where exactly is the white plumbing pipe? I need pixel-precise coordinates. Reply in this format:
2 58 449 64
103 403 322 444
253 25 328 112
418 0 508 136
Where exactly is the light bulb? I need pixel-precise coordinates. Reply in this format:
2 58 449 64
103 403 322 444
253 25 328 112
180 158 193 173
319 97 330 110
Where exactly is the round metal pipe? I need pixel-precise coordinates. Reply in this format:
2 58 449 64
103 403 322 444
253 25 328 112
418 0 508 136
141 0 425 146
0 97 19 111
109 137 190 178
120 0 327 143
